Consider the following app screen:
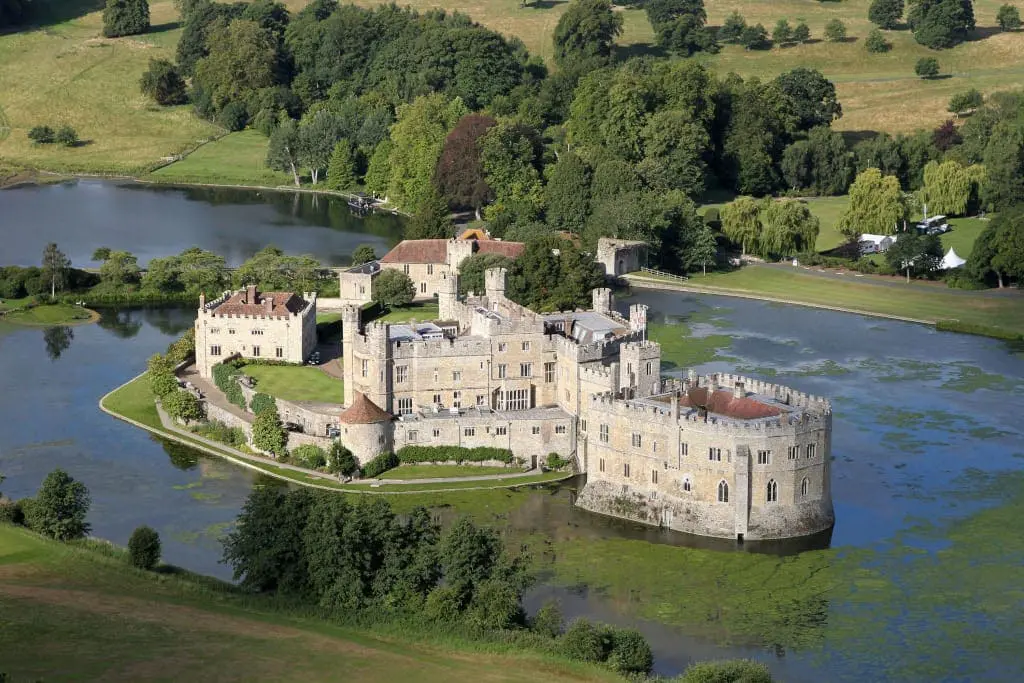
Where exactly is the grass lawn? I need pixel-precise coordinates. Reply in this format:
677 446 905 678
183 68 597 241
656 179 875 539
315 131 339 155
637 266 1024 336
381 464 518 479
702 196 852 253
317 312 343 324
0 525 618 683
940 217 988 258
377 302 441 323
355 471 569 491
148 130 293 186
101 373 161 427
0 0 220 174
0 301 95 325
243 364 344 404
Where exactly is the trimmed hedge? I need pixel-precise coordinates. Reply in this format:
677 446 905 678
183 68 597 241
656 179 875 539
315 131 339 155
212 363 246 410
397 445 513 465
362 451 399 478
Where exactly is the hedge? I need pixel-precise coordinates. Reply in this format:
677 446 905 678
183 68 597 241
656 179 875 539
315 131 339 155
362 451 399 478
397 445 513 465
212 363 246 410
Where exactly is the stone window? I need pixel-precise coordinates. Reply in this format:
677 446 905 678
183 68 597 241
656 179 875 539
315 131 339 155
556 424 567 434
580 420 587 432
361 359 369 378
766 479 778 503
210 345 221 356
432 428 440 438
420 282 427 293
718 480 729 503
623 463 630 478
427 264 433 275
359 285 365 295
645 361 653 376
495 426 507 435
522 341 531 351
679 442 688 457
453 391 461 408
520 362 532 378
653 441 658 453
276 347 283 358
532 426 540 435
252 346 261 357
251 329 264 336
228 329 236 335
709 447 722 462
599 458 605 472
452 370 462 382
682 477 692 492
632 433 642 448
497 364 507 379
757 450 771 465
806 443 817 458
397 398 413 415
408 430 418 442
403 264 410 274
378 434 386 445
651 469 658 484
498 342 507 352
464 427 475 437
544 362 555 383
210 328 220 334
473 394 483 407
599 424 609 443
788 445 798 460
502 388 529 411
396 366 408 383
432 393 441 406
801 478 809 497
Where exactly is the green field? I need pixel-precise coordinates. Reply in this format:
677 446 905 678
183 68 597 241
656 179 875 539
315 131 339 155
243 364 344 404
382 464 519 479
0 301 96 325
940 217 988 257
149 130 293 186
376 302 441 323
0 525 619 683
634 266 1024 335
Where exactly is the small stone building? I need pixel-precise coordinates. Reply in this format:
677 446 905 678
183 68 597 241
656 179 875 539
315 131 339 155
194 285 317 378
596 237 648 277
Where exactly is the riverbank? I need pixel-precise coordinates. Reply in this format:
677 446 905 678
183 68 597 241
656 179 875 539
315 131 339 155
628 267 1024 340
0 299 99 326
99 373 572 495
0 524 622 683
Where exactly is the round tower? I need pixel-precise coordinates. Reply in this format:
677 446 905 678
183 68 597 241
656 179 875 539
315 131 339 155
338 392 393 465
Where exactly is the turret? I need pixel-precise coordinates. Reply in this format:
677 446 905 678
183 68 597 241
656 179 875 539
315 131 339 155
485 267 507 302
446 239 475 271
440 273 459 321
592 287 613 315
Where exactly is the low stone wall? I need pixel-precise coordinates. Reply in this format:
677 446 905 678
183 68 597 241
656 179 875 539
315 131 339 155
205 402 332 452
239 382 341 438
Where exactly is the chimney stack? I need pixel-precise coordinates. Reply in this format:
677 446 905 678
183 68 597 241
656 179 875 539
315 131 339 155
199 292 206 309
246 284 257 304
264 296 274 313
733 381 745 399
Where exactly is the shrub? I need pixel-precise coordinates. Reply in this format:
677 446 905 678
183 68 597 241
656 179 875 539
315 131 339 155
166 329 195 364
252 107 279 136
424 585 464 622
739 23 770 49
139 58 187 105
252 406 287 456
191 420 247 447
948 89 983 116
212 363 246 409
718 10 746 42
545 453 570 470
997 4 1021 30
466 578 524 630
561 619 608 663
606 628 653 675
792 21 810 42
362 451 399 478
327 441 359 476
102 0 150 37
127 525 161 570
290 444 327 469
0 498 26 526
25 469 90 541
249 392 276 416
55 125 79 147
397 445 513 465
149 370 179 398
28 125 55 144
677 659 774 682
218 101 249 131
824 18 847 42
915 57 940 78
163 389 204 424
865 28 891 52
869 0 905 29
530 599 564 638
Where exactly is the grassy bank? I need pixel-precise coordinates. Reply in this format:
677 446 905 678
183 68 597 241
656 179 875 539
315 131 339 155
243 365 344 404
632 267 1024 336
382 464 518 479
147 130 292 186
0 525 620 683
0 299 97 325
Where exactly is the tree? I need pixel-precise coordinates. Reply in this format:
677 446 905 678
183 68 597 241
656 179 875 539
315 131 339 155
91 247 112 262
194 18 278 115
544 151 592 233
649 2 718 57
267 118 302 186
531 600 564 638
351 245 377 266
987 207 1024 286
718 10 746 42
365 139 393 199
552 0 623 69
128 526 162 570
222 486 312 592
99 250 140 287
607 628 653 675
291 444 328 469
40 243 70 298
299 109 344 185
772 19 793 45
150 369 179 398
388 94 468 212
932 119 962 151
433 114 496 215
55 125 79 147
28 125 55 144
774 68 842 132
948 89 984 117
997 4 1021 30
690 222 717 275
252 405 288 456
140 59 187 105
909 0 975 48
326 140 356 191
869 0 905 28
26 469 91 541
761 199 821 257
824 18 847 42
103 0 149 38
837 168 911 239
677 661 773 683
981 120 1024 210
43 326 74 361
915 57 940 79
739 23 770 49
327 441 359 476
886 232 943 281
163 389 204 424
865 28 892 52
921 160 984 215
781 126 853 195
406 188 454 240
372 269 415 309
792 21 811 42
720 196 763 256
458 253 515 295
561 619 607 662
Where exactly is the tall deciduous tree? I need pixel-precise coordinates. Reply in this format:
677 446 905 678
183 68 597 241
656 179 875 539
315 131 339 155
103 0 149 37
552 0 623 69
869 0 904 29
886 232 943 281
351 245 376 266
267 118 302 186
948 89 983 117
720 196 763 256
40 243 70 298
921 160 985 215
837 168 911 239
480 121 545 222
433 114 496 216
139 59 187 105
689 223 718 275
194 18 278 114
99 251 141 287
406 188 454 239
982 121 1024 210
908 0 975 48
718 10 746 42
222 486 312 592
299 108 344 185
997 4 1021 30
824 19 847 42
26 469 91 541
388 94 468 212
773 68 842 133
458 253 515 295
252 405 288 456
372 269 415 309
760 199 821 257
544 151 592 233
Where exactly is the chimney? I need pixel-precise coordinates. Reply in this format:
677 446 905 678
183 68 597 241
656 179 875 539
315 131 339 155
246 284 257 304
264 296 274 313
199 292 206 309
733 381 745 399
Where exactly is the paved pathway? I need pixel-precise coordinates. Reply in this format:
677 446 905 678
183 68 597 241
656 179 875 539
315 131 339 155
376 469 542 485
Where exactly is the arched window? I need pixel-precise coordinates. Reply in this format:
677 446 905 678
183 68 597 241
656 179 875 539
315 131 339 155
801 478 809 498
718 480 729 503
766 479 778 503
682 477 692 492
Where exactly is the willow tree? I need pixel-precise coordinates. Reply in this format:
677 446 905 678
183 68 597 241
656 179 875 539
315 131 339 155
921 160 986 217
836 168 910 240
761 199 820 257
720 196 763 256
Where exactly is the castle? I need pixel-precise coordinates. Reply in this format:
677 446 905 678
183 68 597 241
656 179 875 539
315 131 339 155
338 266 834 541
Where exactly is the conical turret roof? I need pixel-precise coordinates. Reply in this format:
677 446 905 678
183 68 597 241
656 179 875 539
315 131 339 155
339 392 392 424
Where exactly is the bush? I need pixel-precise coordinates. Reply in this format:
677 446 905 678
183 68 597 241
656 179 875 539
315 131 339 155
149 370 179 398
606 628 653 675
739 23 770 49
25 469 90 541
102 0 150 37
677 659 774 682
865 28 891 52
424 585 464 622
218 101 249 131
915 57 940 79
0 498 26 526
28 125 55 144
327 441 359 476
545 453 570 470
252 406 288 456
561 619 608 663
127 525 161 570
397 445 513 465
212 363 246 409
252 107 279 136
191 420 247 447
249 392 276 416
163 389 204 424
997 4 1021 30
362 451 399 478
466 578 524 630
290 444 327 469
824 18 847 42
139 58 187 105
55 125 79 147
530 599 564 638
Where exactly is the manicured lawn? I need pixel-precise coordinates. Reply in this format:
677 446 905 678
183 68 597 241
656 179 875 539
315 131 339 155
702 196 851 253
317 312 342 324
101 373 160 428
149 130 293 187
381 464 518 480
940 217 988 258
1 302 95 325
243 365 344 404
636 266 1024 336
377 302 440 323
0 525 618 683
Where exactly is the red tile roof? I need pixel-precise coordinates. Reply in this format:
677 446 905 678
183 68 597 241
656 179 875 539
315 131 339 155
339 392 393 424
679 388 782 420
379 239 525 264
212 288 307 318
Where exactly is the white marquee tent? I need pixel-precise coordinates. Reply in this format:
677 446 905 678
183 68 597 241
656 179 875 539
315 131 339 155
940 247 967 270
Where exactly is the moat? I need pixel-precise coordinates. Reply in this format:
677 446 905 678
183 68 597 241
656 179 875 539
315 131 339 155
1 181 1023 681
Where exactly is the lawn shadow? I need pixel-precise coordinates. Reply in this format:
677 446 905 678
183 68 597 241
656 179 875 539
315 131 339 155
70 139 94 148
840 129 883 146
149 21 182 33
836 36 858 44
967 26 1006 41
1 0 106 31
616 42 667 61
923 74 954 80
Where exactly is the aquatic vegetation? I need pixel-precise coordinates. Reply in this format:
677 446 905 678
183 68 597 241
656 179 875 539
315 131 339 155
942 364 1023 394
649 323 733 370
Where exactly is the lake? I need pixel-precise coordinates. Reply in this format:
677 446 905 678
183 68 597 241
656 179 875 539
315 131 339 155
1 181 1022 682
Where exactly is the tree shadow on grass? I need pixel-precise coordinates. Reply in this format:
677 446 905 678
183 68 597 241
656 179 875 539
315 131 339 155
0 0 106 32
967 26 1007 41
149 21 182 33
615 42 668 61
922 74 954 81
840 129 884 146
